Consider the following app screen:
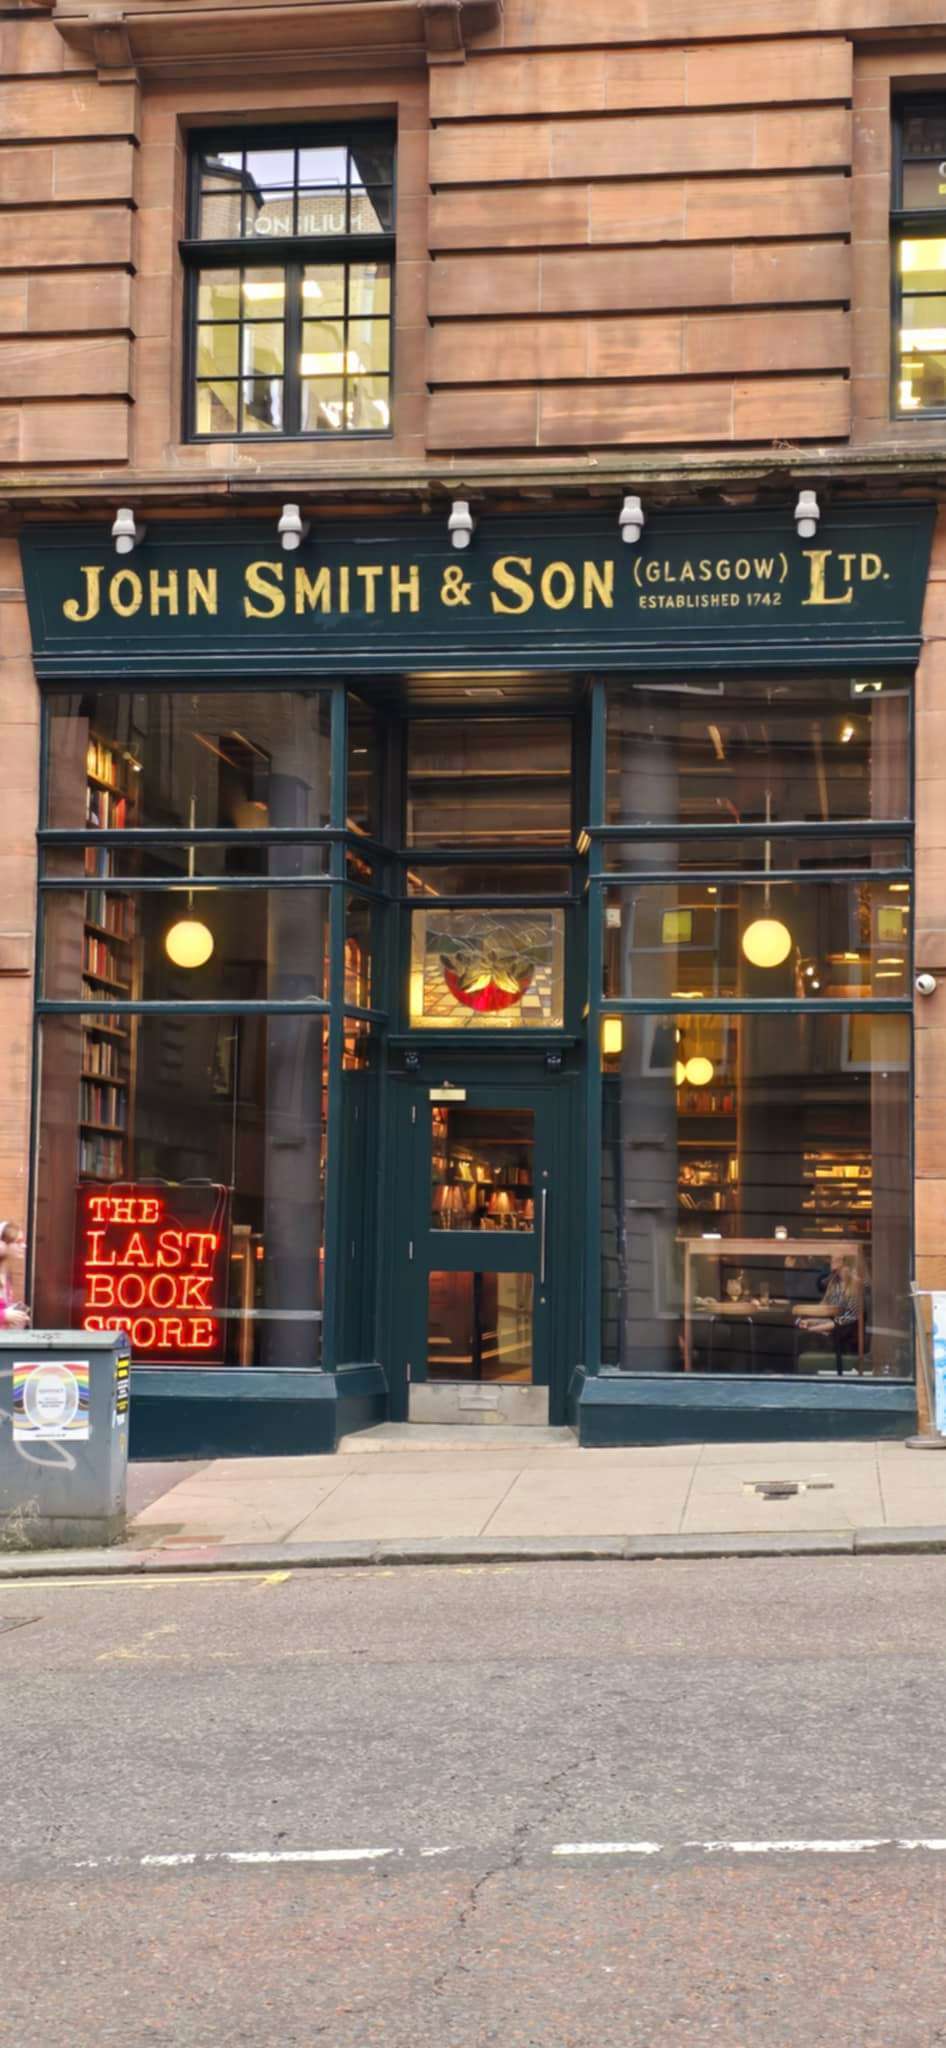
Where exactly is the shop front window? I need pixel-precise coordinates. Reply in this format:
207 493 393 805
600 1010 911 1378
45 689 332 834
34 1013 326 1367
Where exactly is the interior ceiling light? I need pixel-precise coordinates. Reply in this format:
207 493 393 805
165 794 214 971
741 791 792 971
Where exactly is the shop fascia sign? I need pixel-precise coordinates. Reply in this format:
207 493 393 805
20 507 934 676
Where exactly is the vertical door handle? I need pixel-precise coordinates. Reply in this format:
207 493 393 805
539 1188 548 1286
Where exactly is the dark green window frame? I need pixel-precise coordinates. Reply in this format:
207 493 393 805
891 98 946 419
182 121 396 444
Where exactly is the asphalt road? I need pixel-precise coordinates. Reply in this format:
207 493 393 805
4 1556 946 2047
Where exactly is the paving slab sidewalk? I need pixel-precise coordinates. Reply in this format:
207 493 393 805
115 1429 946 1555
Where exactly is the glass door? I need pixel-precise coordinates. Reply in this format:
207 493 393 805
391 1072 571 1415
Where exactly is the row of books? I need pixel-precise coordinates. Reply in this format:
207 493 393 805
79 1079 127 1130
79 1134 124 1179
84 936 128 984
85 889 132 938
86 788 128 830
86 739 120 786
83 1036 123 1079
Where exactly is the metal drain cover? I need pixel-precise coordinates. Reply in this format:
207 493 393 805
743 1477 835 1501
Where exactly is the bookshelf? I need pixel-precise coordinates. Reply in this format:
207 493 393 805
79 736 138 1182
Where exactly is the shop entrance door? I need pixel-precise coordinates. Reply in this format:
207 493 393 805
387 1065 577 1425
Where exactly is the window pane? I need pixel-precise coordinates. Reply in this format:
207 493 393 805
302 265 345 315
195 381 238 435
34 1013 326 1367
347 693 384 838
900 236 946 291
902 161 946 208
242 269 286 315
297 190 349 237
196 324 239 377
431 1107 535 1232
603 835 911 874
350 138 395 191
300 318 346 376
244 146 295 189
407 863 572 897
298 144 349 187
349 261 391 316
199 148 242 182
241 322 285 375
200 189 243 239
600 1011 911 1376
43 887 329 1003
605 678 910 825
45 690 332 831
349 317 390 373
242 377 283 432
300 377 345 432
901 106 946 157
897 289 946 410
244 190 294 241
44 844 331 882
602 879 910 1001
406 719 573 846
348 374 390 431
197 269 240 320
350 187 394 233
428 1272 534 1381
409 907 565 1028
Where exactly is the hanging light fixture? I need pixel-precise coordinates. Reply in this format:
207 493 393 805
741 790 792 971
684 1055 714 1087
165 794 214 970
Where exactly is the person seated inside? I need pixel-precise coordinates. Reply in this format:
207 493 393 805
805 1251 861 1360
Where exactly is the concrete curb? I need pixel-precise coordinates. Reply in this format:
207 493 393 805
2 1526 946 1575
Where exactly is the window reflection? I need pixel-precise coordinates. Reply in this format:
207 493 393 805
602 879 910 1002
601 1011 911 1378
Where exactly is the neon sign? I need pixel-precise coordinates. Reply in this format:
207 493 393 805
77 1184 229 1361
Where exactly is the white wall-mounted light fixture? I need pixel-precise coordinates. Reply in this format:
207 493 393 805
277 503 309 552
619 494 645 545
794 489 820 540
448 499 474 550
111 507 145 555
916 973 937 996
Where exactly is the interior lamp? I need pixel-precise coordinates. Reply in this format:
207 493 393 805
165 794 214 970
684 1055 714 1087
740 790 793 972
741 917 792 969
165 917 214 969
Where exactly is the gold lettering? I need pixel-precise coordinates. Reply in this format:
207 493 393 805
187 568 218 617
861 552 883 581
244 560 286 619
109 569 143 618
390 563 420 613
149 569 179 616
357 565 383 613
338 565 350 615
583 560 614 610
802 549 854 608
680 560 695 584
295 565 331 614
490 555 534 616
838 553 857 581
63 565 104 624
540 561 576 611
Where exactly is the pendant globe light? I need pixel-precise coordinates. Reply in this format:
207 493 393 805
741 790 792 971
165 793 214 970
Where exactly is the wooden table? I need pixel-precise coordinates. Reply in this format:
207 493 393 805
679 1237 866 1372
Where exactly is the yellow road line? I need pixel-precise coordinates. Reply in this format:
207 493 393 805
0 1570 294 1591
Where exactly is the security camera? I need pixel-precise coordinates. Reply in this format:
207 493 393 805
916 973 937 996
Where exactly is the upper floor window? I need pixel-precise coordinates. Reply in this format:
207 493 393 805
185 125 395 440
893 101 946 416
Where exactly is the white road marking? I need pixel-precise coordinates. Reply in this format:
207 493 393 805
553 1842 663 1857
70 1836 946 1876
699 1839 892 1855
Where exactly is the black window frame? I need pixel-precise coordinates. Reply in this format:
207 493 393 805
891 96 946 420
182 120 397 444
